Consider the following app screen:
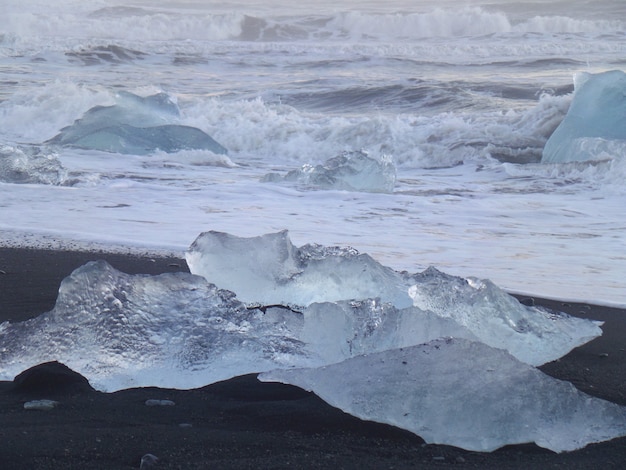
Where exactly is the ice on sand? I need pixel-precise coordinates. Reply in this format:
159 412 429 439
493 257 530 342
0 253 598 391
186 230 602 365
0 261 317 391
0 232 614 453
0 262 475 391
259 338 626 453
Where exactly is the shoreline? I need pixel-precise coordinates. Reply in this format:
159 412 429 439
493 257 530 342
1 246 625 468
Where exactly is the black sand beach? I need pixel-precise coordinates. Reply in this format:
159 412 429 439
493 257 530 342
0 247 625 469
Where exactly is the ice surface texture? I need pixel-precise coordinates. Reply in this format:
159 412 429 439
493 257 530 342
0 261 476 391
260 338 626 453
542 70 626 163
186 230 602 365
0 260 316 391
262 150 396 193
0 232 617 452
46 91 227 155
0 145 67 185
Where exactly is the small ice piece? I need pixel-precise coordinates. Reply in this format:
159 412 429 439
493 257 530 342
140 453 159 469
46 91 227 155
259 338 626 453
23 399 60 411
145 399 175 406
262 150 396 193
0 260 315 391
542 70 626 163
0 145 67 185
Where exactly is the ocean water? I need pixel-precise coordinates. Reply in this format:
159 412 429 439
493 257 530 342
1 0 626 306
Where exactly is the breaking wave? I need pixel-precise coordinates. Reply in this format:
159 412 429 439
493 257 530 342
3 6 624 51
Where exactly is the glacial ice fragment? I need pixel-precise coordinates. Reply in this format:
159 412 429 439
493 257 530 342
186 231 602 365
186 230 412 308
408 267 603 366
542 70 626 163
46 91 227 155
0 145 67 185
259 338 626 453
23 400 60 411
262 150 396 193
0 261 479 391
0 261 315 391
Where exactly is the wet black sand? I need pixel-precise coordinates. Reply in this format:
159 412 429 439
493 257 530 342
0 247 625 469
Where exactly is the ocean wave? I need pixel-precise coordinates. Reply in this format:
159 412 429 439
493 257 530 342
3 5 624 51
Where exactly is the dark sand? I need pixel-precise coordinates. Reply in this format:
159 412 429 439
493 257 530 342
0 247 625 469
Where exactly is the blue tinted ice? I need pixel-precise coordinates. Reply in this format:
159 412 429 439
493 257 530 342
260 338 626 453
542 70 626 163
186 230 602 365
0 145 67 185
0 260 476 390
46 91 227 155
262 150 396 193
185 230 410 308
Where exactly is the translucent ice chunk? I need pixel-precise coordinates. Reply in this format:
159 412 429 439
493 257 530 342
408 267 603 366
0 145 67 185
46 91 227 155
186 230 412 308
187 231 602 365
262 150 396 193
259 338 626 453
542 70 626 163
0 237 603 392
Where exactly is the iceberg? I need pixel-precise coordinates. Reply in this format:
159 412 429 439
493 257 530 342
262 150 396 193
542 70 626 163
407 267 602 366
186 230 602 365
46 91 227 155
0 253 597 391
259 338 626 453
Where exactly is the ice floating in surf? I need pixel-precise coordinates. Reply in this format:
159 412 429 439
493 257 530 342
542 70 626 163
186 230 602 366
262 150 396 193
46 91 227 155
260 338 626 453
0 145 68 185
